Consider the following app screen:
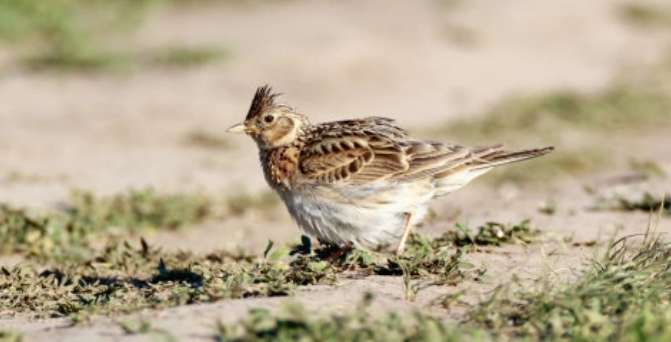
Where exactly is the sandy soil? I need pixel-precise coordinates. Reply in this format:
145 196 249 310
1 0 670 340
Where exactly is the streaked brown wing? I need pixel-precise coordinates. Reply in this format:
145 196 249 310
298 117 404 184
298 116 489 185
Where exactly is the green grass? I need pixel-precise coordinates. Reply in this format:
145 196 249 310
592 192 670 216
215 294 490 342
469 228 671 340
442 220 539 247
0 216 535 319
0 330 23 342
436 84 671 142
429 80 671 184
629 159 667 179
0 188 281 261
0 0 227 71
619 3 671 29
147 46 228 68
0 188 214 261
0 189 215 260
216 227 671 341
0 0 154 70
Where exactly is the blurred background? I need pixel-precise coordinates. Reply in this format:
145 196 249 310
1 0 670 207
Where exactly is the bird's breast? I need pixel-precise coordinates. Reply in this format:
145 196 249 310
261 146 301 189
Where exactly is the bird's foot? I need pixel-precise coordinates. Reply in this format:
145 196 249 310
316 241 354 263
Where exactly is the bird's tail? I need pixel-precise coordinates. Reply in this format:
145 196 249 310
432 145 554 197
469 146 555 171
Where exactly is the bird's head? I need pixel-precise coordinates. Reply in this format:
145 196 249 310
227 85 309 149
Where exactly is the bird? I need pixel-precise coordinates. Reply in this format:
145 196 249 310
227 85 553 254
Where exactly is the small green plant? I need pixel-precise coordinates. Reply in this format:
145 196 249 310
437 85 671 140
214 294 491 342
0 330 23 342
619 3 671 29
629 159 667 178
438 220 540 247
148 46 227 67
0 0 157 70
213 225 671 341
0 0 227 71
0 188 216 260
428 80 671 184
118 319 154 335
592 192 670 215
0 220 532 319
469 229 671 340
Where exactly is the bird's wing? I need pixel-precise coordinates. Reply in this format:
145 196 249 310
298 117 407 184
298 116 554 185
298 117 484 184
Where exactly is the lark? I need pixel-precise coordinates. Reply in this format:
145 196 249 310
228 86 553 254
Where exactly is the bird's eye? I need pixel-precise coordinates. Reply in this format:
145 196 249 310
263 115 274 123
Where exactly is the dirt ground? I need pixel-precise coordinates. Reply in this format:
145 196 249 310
1 0 671 340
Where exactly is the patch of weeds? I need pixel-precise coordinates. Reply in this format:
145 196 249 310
23 50 131 72
360 239 469 301
468 229 671 340
66 188 214 232
592 192 670 215
183 129 232 150
214 294 491 342
619 3 671 29
629 159 667 178
0 330 22 342
222 227 671 342
216 228 671 341
0 238 329 318
303 221 536 297
117 318 176 340
147 46 227 68
378 237 468 284
118 319 154 335
0 187 281 261
285 222 534 299
0 0 157 71
291 229 489 284
437 85 671 141
435 290 465 310
0 0 227 71
216 219 671 341
0 218 536 318
430 81 671 183
0 188 216 261
622 305 671 341
438 220 540 248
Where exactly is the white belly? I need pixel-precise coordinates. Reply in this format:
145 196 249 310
278 181 433 249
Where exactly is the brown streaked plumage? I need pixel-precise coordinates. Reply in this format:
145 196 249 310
228 85 554 254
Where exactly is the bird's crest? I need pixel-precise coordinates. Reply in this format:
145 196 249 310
246 85 281 120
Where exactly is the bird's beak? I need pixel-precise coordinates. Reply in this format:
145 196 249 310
226 123 247 134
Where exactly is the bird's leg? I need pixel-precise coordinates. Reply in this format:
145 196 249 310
396 213 413 255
